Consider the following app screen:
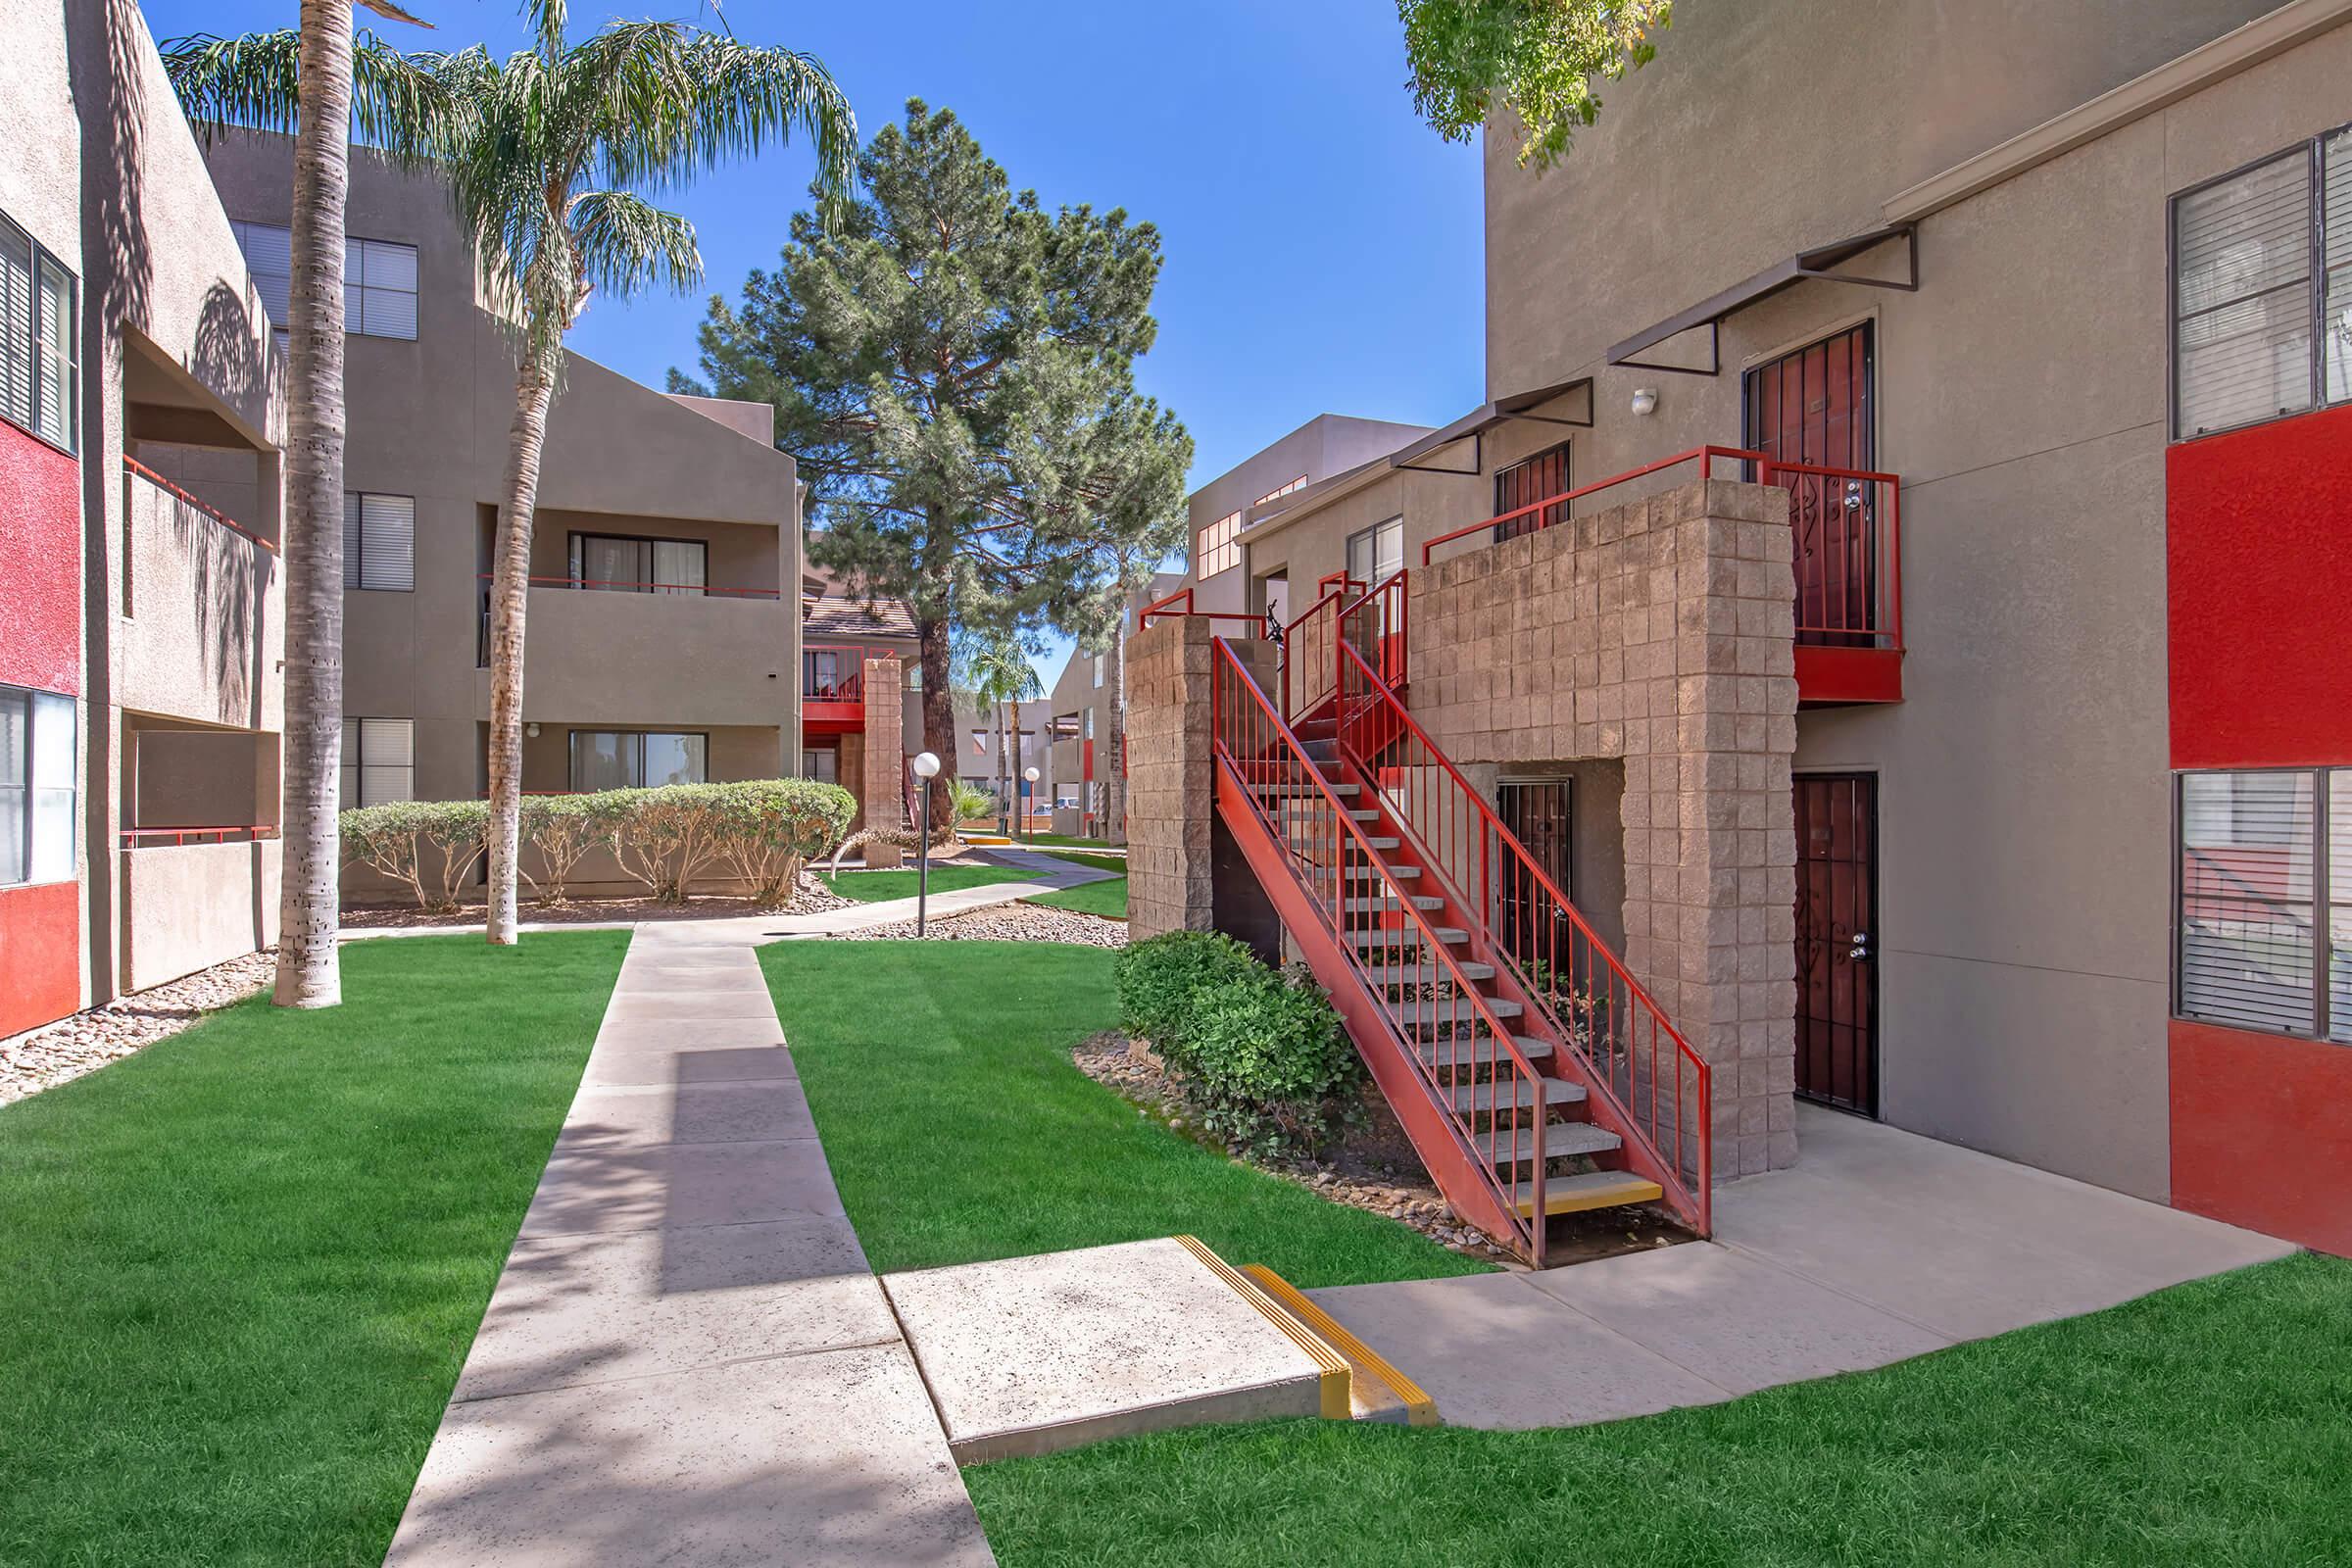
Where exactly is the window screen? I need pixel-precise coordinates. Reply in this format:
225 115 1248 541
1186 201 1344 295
0 212 76 452
0 218 31 433
1494 445 1570 544
2178 771 2318 1036
343 492 416 591
2174 150 2315 437
341 717 416 808
231 221 418 341
2325 128 2352 405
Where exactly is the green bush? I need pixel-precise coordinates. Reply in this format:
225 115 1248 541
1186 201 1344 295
709 778 858 906
1183 968 1361 1154
340 799 489 911
1112 930 1261 1070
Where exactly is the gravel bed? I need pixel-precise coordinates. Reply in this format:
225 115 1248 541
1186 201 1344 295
830 900 1128 948
1 950 275 1106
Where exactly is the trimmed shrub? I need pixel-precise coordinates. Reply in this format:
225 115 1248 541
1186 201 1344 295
709 779 857 906
517 792 612 906
340 800 489 912
1111 929 1261 1070
1182 968 1361 1154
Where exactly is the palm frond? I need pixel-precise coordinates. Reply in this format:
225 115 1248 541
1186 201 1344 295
160 27 464 163
569 189 702 297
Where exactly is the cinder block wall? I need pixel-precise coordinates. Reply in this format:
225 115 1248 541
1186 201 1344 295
861 655 905 868
1408 477 1801 1177
1124 618 1215 937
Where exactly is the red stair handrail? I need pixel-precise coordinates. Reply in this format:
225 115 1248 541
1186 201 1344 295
1276 577 1358 721
1211 637 1553 1262
1419 445 1762 565
1330 627 1713 1234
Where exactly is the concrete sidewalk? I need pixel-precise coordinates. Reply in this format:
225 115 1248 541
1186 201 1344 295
1306 1104 2296 1430
380 929 995 1566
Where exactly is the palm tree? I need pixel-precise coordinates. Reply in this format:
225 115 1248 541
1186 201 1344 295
958 634 1041 836
438 3 855 944
164 16 453 1008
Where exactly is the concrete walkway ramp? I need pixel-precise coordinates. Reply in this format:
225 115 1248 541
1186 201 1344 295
883 1237 1434 1463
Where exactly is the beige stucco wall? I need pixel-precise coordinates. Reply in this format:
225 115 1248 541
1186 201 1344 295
116 471 284 732
1446 5 2352 1201
1182 414 1433 614
0 0 290 1007
197 133 801 818
122 839 281 992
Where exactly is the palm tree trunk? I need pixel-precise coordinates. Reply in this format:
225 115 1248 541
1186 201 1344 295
272 0 355 1008
1105 627 1127 846
996 699 1011 835
484 347 559 944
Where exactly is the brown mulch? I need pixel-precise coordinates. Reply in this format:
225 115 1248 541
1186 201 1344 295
341 877 855 930
1069 1030 1693 1267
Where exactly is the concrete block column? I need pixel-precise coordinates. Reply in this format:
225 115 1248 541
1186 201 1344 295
861 656 905 869
1123 618 1279 946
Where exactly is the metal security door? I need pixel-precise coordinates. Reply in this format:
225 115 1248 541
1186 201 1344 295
1793 772 1879 1115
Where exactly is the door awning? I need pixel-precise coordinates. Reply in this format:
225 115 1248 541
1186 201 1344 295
1383 375 1594 475
1607 224 1917 375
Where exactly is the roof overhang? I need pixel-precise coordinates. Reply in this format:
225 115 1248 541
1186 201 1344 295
1607 224 1918 376
1384 376 1595 476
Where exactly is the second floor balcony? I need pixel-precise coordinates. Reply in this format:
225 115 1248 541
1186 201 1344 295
473 572 796 727
119 459 284 730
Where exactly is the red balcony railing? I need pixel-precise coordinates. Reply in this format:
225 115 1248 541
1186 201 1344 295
123 458 278 553
1419 444 1903 659
119 824 280 847
803 647 868 705
1138 584 1270 633
475 572 782 599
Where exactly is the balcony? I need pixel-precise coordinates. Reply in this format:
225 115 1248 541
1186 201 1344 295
802 646 868 736
119 461 284 730
474 575 797 728
1420 445 1903 707
119 833 281 991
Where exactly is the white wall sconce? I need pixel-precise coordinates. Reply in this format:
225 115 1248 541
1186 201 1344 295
525 722 540 739
1630 387 1660 417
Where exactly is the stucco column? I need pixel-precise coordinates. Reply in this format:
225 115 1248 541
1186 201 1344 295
861 655 905 869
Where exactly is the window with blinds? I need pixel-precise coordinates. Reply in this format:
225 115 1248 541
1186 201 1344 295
2176 768 2352 1042
229 221 419 341
568 730 709 790
1197 510 1242 578
2171 128 2352 440
0 685 76 887
343 492 416 591
341 717 416 808
1 211 77 453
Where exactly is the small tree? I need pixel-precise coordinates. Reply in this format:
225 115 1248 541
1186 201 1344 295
958 631 1042 835
674 100 1192 826
1398 0 1672 170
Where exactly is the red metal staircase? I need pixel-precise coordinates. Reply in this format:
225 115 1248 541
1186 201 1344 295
1208 576 1711 1266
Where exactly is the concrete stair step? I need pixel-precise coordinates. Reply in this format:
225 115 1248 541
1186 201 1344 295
1417 1034 1552 1071
1473 1121 1622 1164
1362 961 1495 984
1507 1170 1663 1218
1341 895 1444 913
1343 864 1419 881
1445 1076 1585 1115
1253 780 1359 799
1348 926 1467 947
1399 996 1523 1025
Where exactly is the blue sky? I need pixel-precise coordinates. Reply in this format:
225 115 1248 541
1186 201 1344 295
143 0 1489 683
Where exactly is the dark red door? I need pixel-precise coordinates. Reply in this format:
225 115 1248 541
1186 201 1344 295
1793 773 1878 1115
1744 323 1878 645
1494 442 1570 544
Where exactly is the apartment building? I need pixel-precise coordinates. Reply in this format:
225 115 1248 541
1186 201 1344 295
1 0 287 1038
1183 414 1432 622
191 136 860 895
801 564 922 828
1138 0 2352 1258
1037 571 1184 840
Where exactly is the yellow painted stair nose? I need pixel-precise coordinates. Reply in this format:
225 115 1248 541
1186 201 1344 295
1509 1170 1664 1219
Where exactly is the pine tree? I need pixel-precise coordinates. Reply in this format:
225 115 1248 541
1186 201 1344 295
672 100 1191 821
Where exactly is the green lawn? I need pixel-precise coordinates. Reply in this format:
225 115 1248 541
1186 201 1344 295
968 1252 2352 1568
1026 876 1127 918
1022 833 1115 849
759 940 1480 1285
821 864 1038 902
1040 850 1127 874
0 931 629 1568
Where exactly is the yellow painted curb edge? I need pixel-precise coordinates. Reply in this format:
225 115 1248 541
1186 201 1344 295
1172 1235 1351 1420
1240 1263 1442 1428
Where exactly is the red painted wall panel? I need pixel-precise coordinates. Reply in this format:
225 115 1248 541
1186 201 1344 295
2167 402 2352 769
0 420 82 697
2169 1020 2352 1255
0 880 82 1037
2167 402 2352 1252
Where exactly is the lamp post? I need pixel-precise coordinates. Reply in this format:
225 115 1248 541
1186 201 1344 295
912 751 941 937
1022 765 1040 846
